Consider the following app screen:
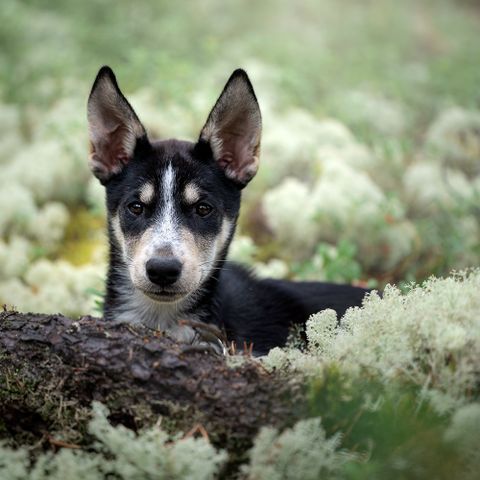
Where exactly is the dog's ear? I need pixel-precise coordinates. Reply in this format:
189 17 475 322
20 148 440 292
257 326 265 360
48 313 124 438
199 69 262 187
87 66 147 184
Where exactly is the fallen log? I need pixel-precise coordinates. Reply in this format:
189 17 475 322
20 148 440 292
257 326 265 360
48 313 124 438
0 311 305 463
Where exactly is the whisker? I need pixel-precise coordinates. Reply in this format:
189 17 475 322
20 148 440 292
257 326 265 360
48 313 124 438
198 259 230 266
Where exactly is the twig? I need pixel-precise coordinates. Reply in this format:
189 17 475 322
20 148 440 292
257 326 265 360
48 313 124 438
47 436 81 450
183 423 210 442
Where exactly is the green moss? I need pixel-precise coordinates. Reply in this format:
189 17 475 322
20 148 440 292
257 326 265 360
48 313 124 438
308 370 468 480
54 208 104 266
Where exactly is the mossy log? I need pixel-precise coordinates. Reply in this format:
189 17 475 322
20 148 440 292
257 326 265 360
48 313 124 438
0 311 305 459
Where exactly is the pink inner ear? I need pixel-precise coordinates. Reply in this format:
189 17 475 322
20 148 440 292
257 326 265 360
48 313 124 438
215 127 261 185
89 123 134 180
199 71 262 185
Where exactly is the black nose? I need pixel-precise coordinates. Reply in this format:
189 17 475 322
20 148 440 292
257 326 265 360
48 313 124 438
146 258 182 287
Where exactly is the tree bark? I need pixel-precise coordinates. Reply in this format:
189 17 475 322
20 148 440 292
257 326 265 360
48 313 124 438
0 311 304 461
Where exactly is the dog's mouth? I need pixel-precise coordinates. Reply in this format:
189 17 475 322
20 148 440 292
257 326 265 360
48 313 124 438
142 288 189 303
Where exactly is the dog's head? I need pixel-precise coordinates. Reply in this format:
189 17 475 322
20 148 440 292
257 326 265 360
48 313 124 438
87 67 261 303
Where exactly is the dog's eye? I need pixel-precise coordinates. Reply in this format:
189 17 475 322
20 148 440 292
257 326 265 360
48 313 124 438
195 202 213 217
127 201 144 216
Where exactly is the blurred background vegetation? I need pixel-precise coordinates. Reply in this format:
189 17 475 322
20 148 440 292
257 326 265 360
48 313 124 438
1 2 480 478
1 0 479 315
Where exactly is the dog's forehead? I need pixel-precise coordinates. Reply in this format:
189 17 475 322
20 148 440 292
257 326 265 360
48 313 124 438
106 138 232 209
148 139 218 191
151 139 195 161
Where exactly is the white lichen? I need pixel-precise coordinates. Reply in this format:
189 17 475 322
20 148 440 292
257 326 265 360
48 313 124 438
0 259 106 316
243 417 347 480
425 107 480 175
302 270 480 412
0 402 226 480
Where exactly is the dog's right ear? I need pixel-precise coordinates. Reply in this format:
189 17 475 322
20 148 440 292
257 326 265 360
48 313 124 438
87 66 147 184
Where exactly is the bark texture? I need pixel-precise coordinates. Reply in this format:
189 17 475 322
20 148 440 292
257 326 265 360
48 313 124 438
0 311 304 461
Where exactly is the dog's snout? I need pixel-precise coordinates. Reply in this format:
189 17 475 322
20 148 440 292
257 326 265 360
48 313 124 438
146 258 182 287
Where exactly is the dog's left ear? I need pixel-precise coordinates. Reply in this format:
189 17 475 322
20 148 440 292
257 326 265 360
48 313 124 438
199 69 262 187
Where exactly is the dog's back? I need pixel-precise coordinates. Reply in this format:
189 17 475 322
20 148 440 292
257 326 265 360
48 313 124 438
214 262 369 355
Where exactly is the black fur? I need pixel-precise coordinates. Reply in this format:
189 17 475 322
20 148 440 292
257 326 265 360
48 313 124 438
212 264 369 355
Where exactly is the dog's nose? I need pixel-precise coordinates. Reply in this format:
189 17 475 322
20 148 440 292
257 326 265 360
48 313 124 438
146 258 182 287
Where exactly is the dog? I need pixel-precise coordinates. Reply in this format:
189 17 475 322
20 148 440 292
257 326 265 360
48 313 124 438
87 66 369 355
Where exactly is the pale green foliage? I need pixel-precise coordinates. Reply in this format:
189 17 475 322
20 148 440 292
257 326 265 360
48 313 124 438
403 161 476 214
0 104 22 163
262 177 319 252
426 107 480 174
0 402 226 480
0 259 105 316
228 235 291 278
228 235 259 264
268 270 480 414
294 240 362 283
263 271 480 479
0 184 37 238
0 443 104 480
261 111 367 183
26 202 70 252
306 308 338 357
85 177 106 215
0 96 104 315
243 418 346 480
254 259 289 279
0 446 30 480
444 403 480 480
88 402 227 479
263 345 324 375
261 127 419 272
0 236 31 278
30 451 104 480
333 90 407 136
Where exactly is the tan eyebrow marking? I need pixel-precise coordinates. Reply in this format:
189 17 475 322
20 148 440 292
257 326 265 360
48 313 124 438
139 182 155 204
183 183 201 204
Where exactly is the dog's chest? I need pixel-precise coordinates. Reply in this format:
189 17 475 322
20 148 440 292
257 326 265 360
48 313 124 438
113 289 195 335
